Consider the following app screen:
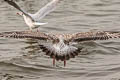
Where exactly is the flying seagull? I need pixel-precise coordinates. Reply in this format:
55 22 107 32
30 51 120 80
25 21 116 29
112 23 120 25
0 30 120 66
4 0 61 30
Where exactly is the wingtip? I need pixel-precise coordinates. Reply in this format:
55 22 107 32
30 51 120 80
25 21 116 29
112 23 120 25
5 0 13 1
4 0 14 3
0 33 3 37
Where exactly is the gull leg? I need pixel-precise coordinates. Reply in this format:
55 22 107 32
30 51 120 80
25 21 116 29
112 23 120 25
30 30 32 32
29 27 33 32
29 29 32 32
64 56 66 67
53 56 55 66
37 28 39 32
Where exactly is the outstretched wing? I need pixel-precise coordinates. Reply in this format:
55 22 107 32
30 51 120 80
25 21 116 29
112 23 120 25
0 30 53 40
4 0 32 18
32 0 61 21
66 31 120 42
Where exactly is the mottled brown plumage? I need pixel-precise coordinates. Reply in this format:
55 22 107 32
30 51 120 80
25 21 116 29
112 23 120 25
0 30 120 66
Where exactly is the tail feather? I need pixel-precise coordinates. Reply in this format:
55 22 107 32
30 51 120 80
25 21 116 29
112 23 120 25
39 44 82 61
34 22 48 25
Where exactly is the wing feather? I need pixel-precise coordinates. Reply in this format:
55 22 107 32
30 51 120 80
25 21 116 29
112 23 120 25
0 30 53 40
32 0 60 21
66 31 120 42
4 0 32 19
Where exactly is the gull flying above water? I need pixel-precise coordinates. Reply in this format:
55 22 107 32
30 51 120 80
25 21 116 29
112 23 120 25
0 30 120 66
4 0 61 30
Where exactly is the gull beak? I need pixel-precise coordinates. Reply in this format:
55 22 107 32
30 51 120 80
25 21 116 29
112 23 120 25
16 13 20 15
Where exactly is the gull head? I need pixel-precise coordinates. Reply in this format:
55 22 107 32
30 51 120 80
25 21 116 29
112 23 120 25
16 12 23 16
59 35 64 42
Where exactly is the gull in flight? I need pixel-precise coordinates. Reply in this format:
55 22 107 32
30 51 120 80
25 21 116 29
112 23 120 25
0 30 120 66
4 0 61 30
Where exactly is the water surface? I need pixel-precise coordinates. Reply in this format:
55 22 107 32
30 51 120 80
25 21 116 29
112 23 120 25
0 0 120 80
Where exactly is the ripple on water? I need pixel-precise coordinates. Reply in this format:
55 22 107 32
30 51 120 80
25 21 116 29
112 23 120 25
1 0 120 80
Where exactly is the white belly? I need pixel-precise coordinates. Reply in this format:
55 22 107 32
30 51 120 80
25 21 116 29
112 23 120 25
23 15 35 29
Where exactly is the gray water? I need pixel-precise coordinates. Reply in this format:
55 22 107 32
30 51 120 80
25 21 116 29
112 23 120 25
0 0 120 80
